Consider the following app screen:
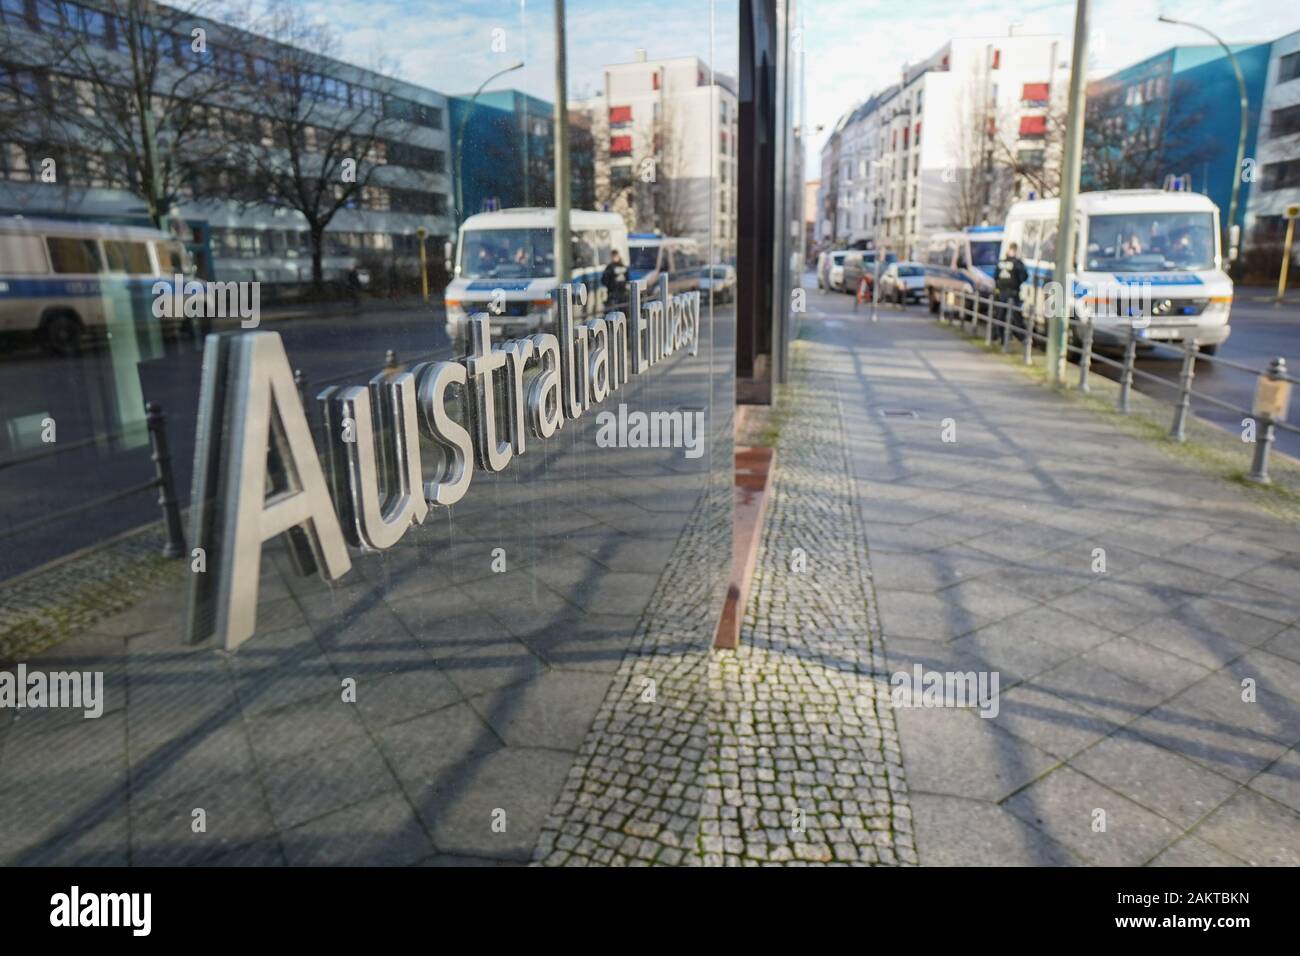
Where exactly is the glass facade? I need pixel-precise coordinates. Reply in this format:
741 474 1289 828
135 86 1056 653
0 0 736 865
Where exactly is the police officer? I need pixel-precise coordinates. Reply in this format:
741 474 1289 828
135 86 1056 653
996 242 1029 341
602 249 629 308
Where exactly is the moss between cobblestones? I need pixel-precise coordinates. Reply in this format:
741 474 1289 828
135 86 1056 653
0 527 184 665
937 319 1300 526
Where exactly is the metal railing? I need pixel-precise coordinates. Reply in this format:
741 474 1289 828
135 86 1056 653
0 403 186 557
938 288 1299 484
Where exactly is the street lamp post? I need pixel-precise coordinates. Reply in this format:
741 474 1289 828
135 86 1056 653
1158 15 1249 267
1048 0 1090 386
553 0 572 295
453 60 525 225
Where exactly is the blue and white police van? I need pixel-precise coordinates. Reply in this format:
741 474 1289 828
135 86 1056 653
627 234 703 299
444 208 629 349
1002 188 1232 353
922 226 1003 313
0 216 191 354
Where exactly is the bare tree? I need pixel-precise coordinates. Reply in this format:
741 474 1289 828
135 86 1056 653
231 1 401 291
989 100 1067 200
1082 82 1219 192
944 66 1012 229
3 0 249 228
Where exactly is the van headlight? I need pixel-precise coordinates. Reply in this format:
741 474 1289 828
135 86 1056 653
1203 298 1231 319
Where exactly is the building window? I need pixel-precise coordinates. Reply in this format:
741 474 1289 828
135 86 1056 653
609 105 632 124
1271 103 1300 138
1278 50 1300 84
1018 148 1045 168
610 135 632 156
1263 158 1300 191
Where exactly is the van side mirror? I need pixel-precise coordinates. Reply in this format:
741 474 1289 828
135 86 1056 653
443 240 453 274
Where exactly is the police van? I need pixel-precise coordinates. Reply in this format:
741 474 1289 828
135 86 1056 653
627 234 703 299
444 208 629 349
1001 188 1232 352
922 226 1003 313
0 216 191 354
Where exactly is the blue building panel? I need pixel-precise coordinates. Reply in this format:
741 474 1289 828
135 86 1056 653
1088 43 1272 233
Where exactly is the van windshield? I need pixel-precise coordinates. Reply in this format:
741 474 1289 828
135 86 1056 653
1086 212 1216 273
629 245 660 272
461 227 555 279
971 240 1000 267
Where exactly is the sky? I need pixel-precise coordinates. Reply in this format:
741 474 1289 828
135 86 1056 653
252 0 1298 182
291 0 739 101
798 0 1300 180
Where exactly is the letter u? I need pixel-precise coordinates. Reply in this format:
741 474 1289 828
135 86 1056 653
321 371 428 551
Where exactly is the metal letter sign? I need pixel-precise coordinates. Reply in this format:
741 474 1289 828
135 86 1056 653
186 278 702 650
186 333 352 651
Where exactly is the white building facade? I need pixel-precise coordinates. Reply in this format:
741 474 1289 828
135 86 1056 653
1244 30 1300 270
820 33 1068 259
582 55 738 262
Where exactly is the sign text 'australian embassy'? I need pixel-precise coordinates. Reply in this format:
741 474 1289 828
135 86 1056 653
185 276 703 651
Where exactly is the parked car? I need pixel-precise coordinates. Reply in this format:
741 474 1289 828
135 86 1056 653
700 264 736 303
817 250 848 291
880 262 927 304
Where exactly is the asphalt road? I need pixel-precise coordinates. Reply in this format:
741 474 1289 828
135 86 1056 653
1086 296 1300 460
0 300 453 581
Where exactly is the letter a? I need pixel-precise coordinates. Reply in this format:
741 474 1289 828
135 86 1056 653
185 333 351 651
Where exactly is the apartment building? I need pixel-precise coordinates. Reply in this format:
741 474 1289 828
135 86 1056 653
580 54 738 262
1244 30 1300 269
0 0 454 294
820 33 1068 259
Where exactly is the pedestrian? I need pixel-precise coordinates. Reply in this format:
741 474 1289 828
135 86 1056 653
346 264 363 309
602 248 629 308
996 242 1029 341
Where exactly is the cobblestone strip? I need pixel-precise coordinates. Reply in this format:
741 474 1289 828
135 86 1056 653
0 523 181 665
534 339 914 866
705 340 914 865
531 491 721 866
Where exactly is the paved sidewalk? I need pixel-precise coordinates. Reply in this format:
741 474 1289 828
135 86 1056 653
533 338 913 865
811 291 1300 866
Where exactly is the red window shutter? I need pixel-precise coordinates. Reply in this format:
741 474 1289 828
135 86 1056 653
609 105 632 123
610 135 632 155
652 72 660 90
903 127 910 148
992 49 1001 70
1022 83 1049 102
1019 115 1047 136
915 121 921 138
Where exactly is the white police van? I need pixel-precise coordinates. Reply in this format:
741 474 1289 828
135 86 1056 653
444 208 629 349
0 216 191 354
627 234 703 299
922 226 1003 313
1002 188 1232 353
